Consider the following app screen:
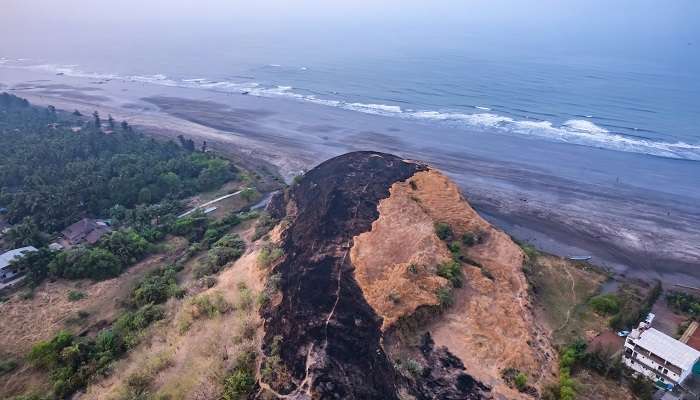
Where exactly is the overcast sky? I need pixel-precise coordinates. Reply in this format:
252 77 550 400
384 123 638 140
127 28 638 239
2 0 698 69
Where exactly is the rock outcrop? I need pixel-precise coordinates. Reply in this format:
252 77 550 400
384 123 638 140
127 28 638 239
256 151 553 399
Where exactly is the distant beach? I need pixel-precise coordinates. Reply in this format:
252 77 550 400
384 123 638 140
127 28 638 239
2 67 699 286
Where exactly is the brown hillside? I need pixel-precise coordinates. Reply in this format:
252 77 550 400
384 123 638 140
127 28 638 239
351 169 556 399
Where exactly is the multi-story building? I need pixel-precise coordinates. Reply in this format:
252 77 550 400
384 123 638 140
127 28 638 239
623 319 700 389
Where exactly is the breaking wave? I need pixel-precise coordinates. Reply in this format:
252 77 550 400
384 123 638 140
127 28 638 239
4 61 700 161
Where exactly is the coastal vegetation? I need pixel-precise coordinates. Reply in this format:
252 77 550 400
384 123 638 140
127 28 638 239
666 290 700 318
0 92 235 237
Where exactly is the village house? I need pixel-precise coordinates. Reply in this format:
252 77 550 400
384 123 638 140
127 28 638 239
623 317 700 390
59 218 112 248
0 246 37 287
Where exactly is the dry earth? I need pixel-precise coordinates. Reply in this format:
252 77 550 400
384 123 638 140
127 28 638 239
351 169 557 400
82 226 266 400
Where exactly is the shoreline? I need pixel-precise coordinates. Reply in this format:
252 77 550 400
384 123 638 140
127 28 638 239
2 68 699 286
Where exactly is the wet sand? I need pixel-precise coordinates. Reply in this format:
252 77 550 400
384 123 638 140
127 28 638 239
2 68 699 285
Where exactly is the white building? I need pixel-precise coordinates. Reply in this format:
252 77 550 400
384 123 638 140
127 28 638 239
0 246 38 285
623 320 700 389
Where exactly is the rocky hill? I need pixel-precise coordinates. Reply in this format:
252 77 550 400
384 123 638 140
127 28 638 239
256 151 555 399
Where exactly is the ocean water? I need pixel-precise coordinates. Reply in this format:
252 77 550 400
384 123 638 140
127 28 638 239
1 1 699 162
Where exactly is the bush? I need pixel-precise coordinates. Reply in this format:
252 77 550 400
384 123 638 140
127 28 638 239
190 292 232 318
258 245 283 267
209 246 243 267
629 374 655 400
49 247 123 280
589 294 620 315
437 260 463 288
434 222 453 241
461 232 480 247
98 229 151 265
131 265 182 307
0 359 18 375
113 304 165 348
238 285 254 311
67 290 86 302
666 290 700 317
404 358 422 376
27 279 170 397
222 369 255 400
437 287 454 307
252 212 277 241
223 340 257 400
514 372 528 392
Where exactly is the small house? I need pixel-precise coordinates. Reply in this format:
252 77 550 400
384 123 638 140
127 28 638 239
60 218 112 248
0 246 37 285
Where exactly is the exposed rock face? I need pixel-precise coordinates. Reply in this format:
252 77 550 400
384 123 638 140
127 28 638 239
258 152 491 399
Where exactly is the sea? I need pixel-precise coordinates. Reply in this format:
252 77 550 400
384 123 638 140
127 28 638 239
1 10 699 163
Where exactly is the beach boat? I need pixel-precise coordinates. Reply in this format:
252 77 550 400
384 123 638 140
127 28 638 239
568 256 592 261
241 91 250 95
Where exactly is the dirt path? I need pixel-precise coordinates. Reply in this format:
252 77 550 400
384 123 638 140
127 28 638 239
178 190 244 218
555 266 577 333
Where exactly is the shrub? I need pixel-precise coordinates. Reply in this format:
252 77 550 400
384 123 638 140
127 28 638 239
113 304 165 348
434 222 453 241
131 265 182 307
190 292 232 318
437 287 454 308
222 369 255 400
448 241 461 255
437 260 463 288
461 232 480 247
666 290 700 317
0 359 18 375
258 245 283 267
514 372 528 392
67 290 86 302
239 187 258 202
98 229 151 265
252 212 277 241
407 263 418 274
519 243 539 260
261 335 284 382
589 294 620 315
28 331 74 369
238 286 254 311
49 247 123 280
404 358 422 376
629 374 655 400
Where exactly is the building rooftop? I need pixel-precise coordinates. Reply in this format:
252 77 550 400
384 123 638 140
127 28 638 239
633 327 700 371
0 246 38 269
61 218 111 245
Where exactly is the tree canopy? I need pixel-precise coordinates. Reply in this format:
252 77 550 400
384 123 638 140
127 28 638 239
0 93 235 234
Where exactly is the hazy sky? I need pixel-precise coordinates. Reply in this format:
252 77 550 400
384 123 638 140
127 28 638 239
2 0 699 71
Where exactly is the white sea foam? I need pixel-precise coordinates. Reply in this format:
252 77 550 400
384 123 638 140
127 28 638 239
346 103 402 114
3 61 699 161
562 119 608 134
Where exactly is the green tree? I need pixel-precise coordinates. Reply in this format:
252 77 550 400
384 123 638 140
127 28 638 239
5 217 45 248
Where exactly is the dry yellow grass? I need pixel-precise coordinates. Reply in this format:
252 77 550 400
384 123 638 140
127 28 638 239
352 169 557 399
0 237 188 398
83 230 266 400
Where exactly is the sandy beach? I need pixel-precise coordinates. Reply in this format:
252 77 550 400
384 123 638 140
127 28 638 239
2 68 699 286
